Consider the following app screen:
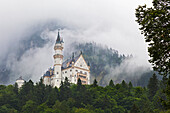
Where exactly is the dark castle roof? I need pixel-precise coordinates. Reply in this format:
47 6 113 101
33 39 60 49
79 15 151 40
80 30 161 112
43 68 54 77
62 55 80 69
56 31 64 44
16 76 25 81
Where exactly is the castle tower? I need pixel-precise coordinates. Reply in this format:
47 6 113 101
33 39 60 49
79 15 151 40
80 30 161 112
52 30 64 87
16 76 25 88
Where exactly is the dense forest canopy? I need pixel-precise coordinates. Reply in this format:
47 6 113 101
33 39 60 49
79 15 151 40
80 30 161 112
0 74 167 113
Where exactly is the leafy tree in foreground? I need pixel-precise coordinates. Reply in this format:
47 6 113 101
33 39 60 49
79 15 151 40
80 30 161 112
136 0 169 76
136 0 170 109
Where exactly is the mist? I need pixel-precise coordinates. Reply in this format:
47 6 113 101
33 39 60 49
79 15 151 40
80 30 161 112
0 0 153 84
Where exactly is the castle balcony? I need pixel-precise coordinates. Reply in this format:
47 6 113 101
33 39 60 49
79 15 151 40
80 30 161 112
54 45 63 50
77 73 87 84
53 54 63 59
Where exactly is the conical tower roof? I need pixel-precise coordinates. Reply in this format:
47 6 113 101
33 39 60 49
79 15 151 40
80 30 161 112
56 30 61 44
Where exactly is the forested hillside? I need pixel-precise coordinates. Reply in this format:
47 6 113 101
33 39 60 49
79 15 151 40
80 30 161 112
73 42 159 86
0 74 167 113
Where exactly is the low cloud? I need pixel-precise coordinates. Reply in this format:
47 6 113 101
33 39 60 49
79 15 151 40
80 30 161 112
0 0 153 84
103 56 151 85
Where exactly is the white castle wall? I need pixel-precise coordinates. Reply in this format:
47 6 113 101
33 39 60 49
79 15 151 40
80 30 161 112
16 79 25 88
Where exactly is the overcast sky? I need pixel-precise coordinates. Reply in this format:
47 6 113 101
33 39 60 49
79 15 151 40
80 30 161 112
0 0 153 83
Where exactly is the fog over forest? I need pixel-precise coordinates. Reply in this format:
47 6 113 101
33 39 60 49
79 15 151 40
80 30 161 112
0 0 153 84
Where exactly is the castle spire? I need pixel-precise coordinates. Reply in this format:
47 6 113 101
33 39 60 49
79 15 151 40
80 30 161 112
56 29 61 43
72 52 75 62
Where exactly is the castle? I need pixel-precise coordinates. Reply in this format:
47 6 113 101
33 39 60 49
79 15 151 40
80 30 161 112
43 31 90 88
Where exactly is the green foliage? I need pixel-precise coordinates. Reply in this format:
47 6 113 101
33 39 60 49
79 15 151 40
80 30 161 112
136 0 170 110
122 80 128 89
147 73 159 100
22 100 37 113
130 104 140 113
74 108 92 113
136 0 170 76
109 79 114 87
59 77 72 101
0 77 168 112
128 82 133 89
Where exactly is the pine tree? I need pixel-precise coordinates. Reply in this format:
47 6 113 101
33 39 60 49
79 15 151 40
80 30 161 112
59 77 71 101
147 73 159 100
128 82 133 89
13 83 18 95
130 104 140 113
109 79 114 87
77 78 82 91
92 79 98 87
122 80 127 88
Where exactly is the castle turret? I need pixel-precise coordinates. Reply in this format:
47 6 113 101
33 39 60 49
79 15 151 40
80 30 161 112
16 76 25 88
52 30 64 87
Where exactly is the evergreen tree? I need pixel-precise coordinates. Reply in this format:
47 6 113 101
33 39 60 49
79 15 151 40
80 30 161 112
122 80 127 88
18 80 34 108
59 77 71 101
21 100 37 113
77 78 82 91
109 79 114 87
163 76 170 110
92 79 98 87
130 104 140 113
46 87 59 108
13 83 18 95
34 78 46 104
147 73 159 100
128 82 133 89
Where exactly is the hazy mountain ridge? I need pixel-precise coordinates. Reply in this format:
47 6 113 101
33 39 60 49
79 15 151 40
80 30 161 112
0 28 157 86
73 42 158 86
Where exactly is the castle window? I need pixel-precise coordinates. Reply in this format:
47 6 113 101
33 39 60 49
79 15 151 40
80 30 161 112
82 81 86 83
79 75 86 79
57 72 59 74
65 71 67 73
76 70 78 72
80 65 82 67
70 69 72 72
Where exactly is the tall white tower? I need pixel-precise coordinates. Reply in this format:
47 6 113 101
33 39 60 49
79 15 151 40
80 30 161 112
52 30 64 87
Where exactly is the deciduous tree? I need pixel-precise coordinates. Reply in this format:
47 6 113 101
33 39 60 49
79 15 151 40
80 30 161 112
136 0 170 76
